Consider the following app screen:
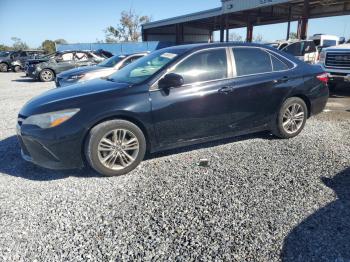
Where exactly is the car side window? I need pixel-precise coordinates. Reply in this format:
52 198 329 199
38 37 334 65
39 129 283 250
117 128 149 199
170 49 228 85
59 53 74 61
283 42 303 56
233 47 272 76
271 55 289 71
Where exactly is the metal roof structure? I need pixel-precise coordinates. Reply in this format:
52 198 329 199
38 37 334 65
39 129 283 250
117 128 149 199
142 0 350 43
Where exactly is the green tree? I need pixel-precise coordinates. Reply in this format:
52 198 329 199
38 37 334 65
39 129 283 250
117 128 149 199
54 39 68 45
253 34 264 42
289 32 298 40
41 40 56 54
11 37 29 50
105 9 151 42
0 44 11 51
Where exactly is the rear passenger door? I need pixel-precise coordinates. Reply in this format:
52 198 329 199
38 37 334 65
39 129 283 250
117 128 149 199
227 47 294 131
54 52 75 73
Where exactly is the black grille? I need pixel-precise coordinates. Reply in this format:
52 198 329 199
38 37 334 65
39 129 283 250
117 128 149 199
325 52 350 68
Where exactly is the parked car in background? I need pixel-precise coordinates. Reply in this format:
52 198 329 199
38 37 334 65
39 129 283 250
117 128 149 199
17 43 329 177
270 40 318 64
10 50 45 72
56 52 148 87
318 43 350 90
309 34 340 49
0 50 19 72
26 50 109 82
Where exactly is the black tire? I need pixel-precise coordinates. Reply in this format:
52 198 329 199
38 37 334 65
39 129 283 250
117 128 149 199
39 69 55 82
85 120 147 177
272 97 308 139
328 82 337 93
0 63 8 72
13 65 21 72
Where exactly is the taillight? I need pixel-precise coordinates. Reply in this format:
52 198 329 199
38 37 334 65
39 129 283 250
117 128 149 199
316 73 329 84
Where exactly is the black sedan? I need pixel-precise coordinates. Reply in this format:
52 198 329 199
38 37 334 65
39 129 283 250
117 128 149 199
17 43 329 176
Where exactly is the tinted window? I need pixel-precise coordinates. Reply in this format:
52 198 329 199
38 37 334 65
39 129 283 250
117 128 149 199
304 42 316 53
271 55 288 71
171 49 228 85
323 40 337 47
233 48 272 76
282 42 304 56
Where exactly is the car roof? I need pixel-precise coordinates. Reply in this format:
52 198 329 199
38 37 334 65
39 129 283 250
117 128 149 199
161 42 284 53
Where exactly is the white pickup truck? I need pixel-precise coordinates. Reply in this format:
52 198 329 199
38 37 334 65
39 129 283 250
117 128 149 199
318 44 350 89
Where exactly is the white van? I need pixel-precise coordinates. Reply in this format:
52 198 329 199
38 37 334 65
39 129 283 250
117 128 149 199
309 34 340 48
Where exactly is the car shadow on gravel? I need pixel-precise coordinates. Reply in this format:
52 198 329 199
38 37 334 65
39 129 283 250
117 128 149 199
12 78 37 83
147 131 272 160
281 167 350 261
0 136 99 181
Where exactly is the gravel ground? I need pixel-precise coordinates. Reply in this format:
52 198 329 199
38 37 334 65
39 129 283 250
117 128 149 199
0 72 349 261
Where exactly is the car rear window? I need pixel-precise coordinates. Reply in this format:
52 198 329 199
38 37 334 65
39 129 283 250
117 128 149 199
271 55 289 71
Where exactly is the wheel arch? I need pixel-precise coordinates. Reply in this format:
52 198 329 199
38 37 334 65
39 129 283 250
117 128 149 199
82 114 152 160
287 94 312 118
41 67 56 76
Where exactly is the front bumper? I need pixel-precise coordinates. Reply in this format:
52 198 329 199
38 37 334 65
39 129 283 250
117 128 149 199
16 123 86 170
26 66 39 79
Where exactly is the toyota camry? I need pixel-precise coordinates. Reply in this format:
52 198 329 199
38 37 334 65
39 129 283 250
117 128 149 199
17 43 329 176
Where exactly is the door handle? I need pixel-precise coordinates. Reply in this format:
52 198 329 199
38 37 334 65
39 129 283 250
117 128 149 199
274 76 289 84
218 86 234 94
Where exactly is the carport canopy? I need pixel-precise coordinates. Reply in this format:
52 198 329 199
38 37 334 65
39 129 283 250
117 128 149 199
142 0 350 43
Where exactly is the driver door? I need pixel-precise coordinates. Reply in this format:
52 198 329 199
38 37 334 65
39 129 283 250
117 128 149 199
150 48 237 147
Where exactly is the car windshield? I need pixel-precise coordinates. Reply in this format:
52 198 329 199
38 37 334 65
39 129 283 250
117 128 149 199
107 48 187 84
323 40 337 47
98 55 125 68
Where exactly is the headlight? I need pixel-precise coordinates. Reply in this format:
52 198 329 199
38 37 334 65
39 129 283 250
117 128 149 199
68 74 85 81
22 109 80 128
319 51 326 63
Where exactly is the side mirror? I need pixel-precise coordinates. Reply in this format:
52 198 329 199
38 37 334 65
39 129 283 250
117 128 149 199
158 73 184 89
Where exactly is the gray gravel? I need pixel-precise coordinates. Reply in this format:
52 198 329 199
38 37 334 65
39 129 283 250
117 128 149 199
0 72 350 261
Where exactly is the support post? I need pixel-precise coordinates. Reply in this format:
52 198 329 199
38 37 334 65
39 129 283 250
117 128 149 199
225 14 229 42
286 6 292 40
246 22 253 42
176 24 184 44
300 0 309 40
220 16 225 42
142 27 148 41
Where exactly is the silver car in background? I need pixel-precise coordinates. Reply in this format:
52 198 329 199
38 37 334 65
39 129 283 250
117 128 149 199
55 52 148 87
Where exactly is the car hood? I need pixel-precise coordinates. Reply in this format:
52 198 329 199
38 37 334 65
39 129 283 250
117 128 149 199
58 65 103 78
324 43 350 51
20 79 130 116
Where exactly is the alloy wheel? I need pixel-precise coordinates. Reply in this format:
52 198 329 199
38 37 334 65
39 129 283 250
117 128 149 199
282 103 305 134
41 70 54 81
97 129 140 170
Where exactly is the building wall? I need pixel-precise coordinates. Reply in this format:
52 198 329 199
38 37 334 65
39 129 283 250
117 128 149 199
144 25 211 43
